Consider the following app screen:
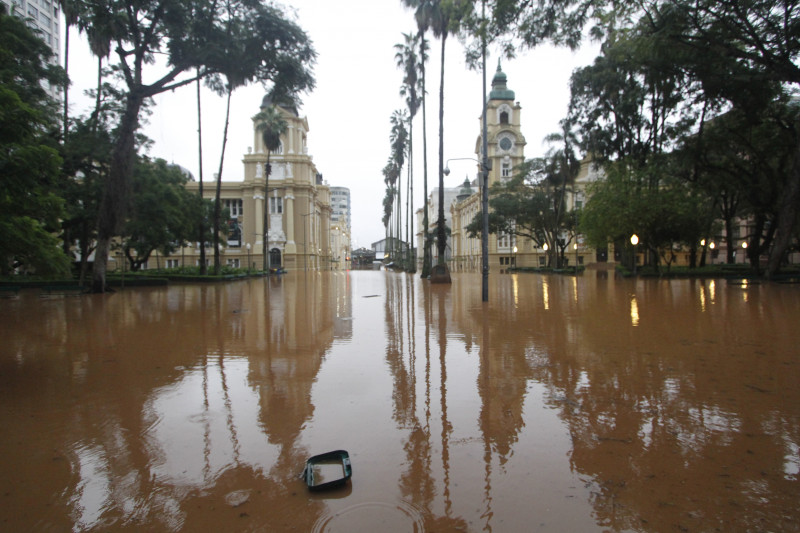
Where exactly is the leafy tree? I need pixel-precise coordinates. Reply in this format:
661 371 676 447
493 0 800 275
253 101 288 271
580 161 712 272
119 157 201 271
680 97 800 270
60 118 113 283
465 138 580 268
0 6 71 277
430 0 470 266
80 0 315 292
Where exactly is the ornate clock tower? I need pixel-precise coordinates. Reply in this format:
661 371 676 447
477 61 526 186
449 62 527 272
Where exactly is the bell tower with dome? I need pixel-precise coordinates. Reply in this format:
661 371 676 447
448 62 526 272
477 61 526 187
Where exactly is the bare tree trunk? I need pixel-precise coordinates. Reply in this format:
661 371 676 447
92 94 142 292
767 128 800 277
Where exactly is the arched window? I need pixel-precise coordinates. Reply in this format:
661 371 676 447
269 248 282 268
500 111 509 124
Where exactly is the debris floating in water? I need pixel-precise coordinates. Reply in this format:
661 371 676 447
225 490 251 507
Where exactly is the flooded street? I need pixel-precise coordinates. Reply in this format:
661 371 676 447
1 270 798 532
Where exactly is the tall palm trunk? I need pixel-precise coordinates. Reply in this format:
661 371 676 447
397 158 402 265
197 74 207 274
263 153 272 272
420 32 431 278
62 20 70 141
213 87 233 274
407 116 415 272
89 56 103 133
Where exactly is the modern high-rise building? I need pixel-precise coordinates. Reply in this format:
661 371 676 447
329 187 351 268
2 0 62 98
2 0 61 60
330 187 351 230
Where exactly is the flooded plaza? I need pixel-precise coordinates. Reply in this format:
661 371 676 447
1 270 798 532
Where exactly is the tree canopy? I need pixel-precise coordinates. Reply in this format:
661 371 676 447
0 6 71 276
80 0 315 291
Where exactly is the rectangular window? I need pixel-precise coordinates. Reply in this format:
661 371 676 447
39 12 50 25
28 5 38 18
502 162 511 178
223 198 243 217
166 259 180 269
227 258 241 268
270 197 283 214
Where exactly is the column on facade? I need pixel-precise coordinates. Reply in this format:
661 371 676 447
285 193 296 254
254 191 265 255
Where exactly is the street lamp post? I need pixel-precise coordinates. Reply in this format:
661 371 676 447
246 243 251 273
513 245 517 269
542 243 548 268
630 234 639 275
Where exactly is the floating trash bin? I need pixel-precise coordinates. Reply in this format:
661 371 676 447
301 450 352 491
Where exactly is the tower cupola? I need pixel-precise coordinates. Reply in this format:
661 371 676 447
489 60 515 101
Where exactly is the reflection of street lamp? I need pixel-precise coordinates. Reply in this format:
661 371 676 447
513 245 517 268
574 242 578 272
246 243 251 273
630 234 639 275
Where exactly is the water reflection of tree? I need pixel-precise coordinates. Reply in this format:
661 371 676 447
382 274 468 531
473 274 800 531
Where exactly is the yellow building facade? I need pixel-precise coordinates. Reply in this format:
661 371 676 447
445 65 611 271
150 95 346 272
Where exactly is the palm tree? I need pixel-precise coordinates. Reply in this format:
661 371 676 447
401 0 433 277
253 103 288 271
83 8 116 134
395 31 425 272
58 0 81 141
390 109 409 262
430 2 452 268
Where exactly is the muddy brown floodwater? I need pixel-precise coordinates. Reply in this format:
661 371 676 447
1 271 798 532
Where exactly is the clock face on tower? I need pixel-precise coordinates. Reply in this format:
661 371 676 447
499 136 513 152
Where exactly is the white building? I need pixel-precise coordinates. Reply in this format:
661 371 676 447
2 0 61 98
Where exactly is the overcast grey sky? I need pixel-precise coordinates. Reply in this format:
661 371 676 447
65 0 599 249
